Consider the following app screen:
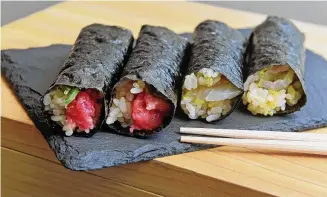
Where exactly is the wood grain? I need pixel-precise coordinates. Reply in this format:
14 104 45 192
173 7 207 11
1 148 161 197
1 117 272 197
2 1 327 196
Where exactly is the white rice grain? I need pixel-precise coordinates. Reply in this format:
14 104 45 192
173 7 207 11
222 104 232 115
130 87 143 94
267 95 274 101
249 83 258 91
51 115 62 121
244 75 254 91
43 94 51 105
281 104 286 111
184 73 197 90
109 107 120 116
198 77 205 85
186 103 196 118
206 114 219 122
119 97 127 112
188 114 198 120
53 109 61 116
62 125 72 131
211 106 223 114
65 129 73 136
106 116 116 124
54 98 63 104
113 98 120 106
206 69 213 77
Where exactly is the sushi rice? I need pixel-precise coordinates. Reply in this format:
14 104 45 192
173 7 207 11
44 86 101 136
106 80 145 128
242 65 304 116
181 68 242 122
43 86 80 136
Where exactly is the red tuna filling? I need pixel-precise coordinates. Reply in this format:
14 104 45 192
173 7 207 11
131 92 170 131
66 89 102 131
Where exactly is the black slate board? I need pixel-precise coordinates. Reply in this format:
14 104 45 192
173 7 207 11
2 30 327 170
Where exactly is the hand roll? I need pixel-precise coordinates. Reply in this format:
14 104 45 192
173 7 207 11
181 20 246 122
105 25 190 137
42 24 134 136
242 16 307 116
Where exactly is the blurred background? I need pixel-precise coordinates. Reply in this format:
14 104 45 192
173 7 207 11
2 1 327 26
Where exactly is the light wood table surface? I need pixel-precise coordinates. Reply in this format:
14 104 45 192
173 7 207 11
2 2 327 197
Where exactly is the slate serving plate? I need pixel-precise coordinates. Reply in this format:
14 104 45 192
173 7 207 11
2 30 327 170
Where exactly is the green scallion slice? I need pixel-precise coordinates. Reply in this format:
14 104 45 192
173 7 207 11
63 87 71 95
64 88 80 105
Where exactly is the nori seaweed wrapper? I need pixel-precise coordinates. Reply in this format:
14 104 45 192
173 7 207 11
185 20 246 121
244 16 307 114
108 25 190 137
42 23 134 136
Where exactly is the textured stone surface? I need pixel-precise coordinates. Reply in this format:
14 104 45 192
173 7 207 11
2 30 327 171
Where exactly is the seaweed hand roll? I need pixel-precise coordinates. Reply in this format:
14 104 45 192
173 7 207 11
43 87 103 135
42 24 134 136
242 16 306 116
181 20 246 122
106 25 189 136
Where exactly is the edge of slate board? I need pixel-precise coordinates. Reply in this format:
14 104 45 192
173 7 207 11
2 30 327 170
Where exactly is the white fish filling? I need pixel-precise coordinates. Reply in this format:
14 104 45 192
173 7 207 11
181 68 241 122
106 80 145 126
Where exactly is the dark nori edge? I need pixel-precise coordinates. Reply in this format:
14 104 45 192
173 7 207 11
41 24 134 137
244 16 307 114
184 20 247 122
107 25 190 137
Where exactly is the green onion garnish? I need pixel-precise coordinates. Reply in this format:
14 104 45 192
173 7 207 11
63 87 71 95
64 88 79 105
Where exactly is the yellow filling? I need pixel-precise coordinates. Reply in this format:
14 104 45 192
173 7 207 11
181 68 240 121
242 66 304 116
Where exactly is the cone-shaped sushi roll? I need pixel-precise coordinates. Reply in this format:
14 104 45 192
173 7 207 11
242 16 307 116
105 25 190 136
42 24 134 136
181 20 246 122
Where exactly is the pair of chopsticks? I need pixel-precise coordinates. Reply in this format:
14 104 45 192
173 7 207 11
180 127 327 155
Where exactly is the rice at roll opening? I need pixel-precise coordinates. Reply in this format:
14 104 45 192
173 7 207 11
181 68 242 122
106 79 172 133
43 85 103 136
242 65 305 116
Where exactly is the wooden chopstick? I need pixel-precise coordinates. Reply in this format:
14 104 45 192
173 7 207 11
180 127 327 142
180 136 327 156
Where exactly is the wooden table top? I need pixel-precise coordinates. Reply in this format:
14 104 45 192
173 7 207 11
2 2 327 197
